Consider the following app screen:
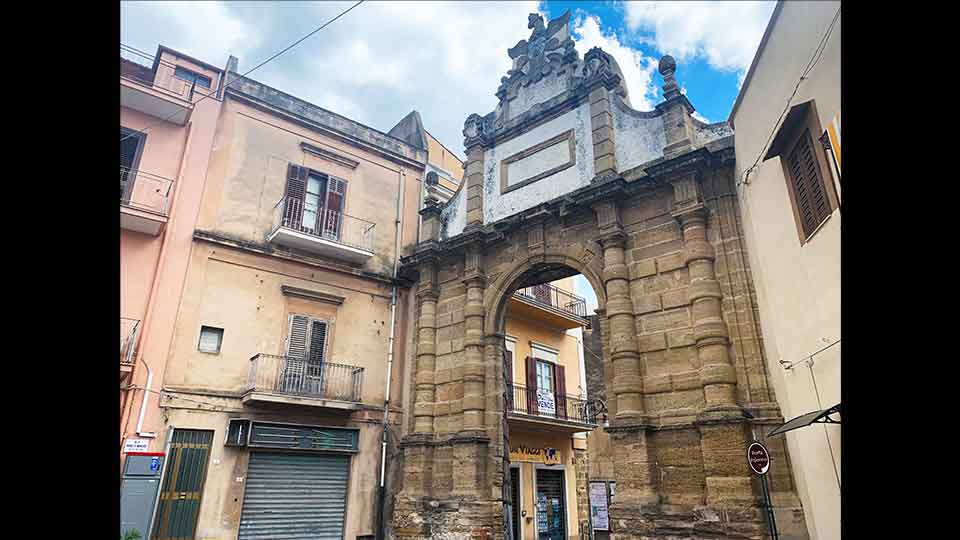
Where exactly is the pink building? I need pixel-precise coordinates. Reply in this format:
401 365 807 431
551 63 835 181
120 45 226 466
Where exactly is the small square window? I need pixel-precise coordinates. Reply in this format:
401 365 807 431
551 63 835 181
198 326 224 354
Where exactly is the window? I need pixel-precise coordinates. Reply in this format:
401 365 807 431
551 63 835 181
198 326 224 353
765 101 839 244
282 314 329 395
785 129 832 239
284 164 349 240
120 127 146 201
174 66 212 89
536 360 555 394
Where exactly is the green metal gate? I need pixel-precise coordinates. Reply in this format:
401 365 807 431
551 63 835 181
152 429 214 540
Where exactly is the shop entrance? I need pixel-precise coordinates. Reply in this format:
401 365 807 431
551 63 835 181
535 468 565 540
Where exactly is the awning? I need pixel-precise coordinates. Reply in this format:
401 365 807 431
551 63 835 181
768 403 841 437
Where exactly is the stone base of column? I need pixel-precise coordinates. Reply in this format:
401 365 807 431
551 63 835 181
392 498 505 540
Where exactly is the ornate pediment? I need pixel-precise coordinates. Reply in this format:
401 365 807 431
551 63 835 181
497 11 578 99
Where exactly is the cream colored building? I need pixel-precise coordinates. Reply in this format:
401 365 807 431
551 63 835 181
151 58 426 540
729 3 841 540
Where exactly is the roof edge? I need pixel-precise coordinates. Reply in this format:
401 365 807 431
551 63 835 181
728 0 785 127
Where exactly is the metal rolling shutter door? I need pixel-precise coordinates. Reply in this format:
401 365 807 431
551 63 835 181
238 452 350 540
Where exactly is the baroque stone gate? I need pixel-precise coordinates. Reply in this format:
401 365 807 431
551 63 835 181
393 11 807 540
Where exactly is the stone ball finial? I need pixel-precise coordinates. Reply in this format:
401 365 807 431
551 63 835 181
658 55 676 76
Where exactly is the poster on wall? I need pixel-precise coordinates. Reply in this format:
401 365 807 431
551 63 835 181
589 482 610 531
537 493 548 530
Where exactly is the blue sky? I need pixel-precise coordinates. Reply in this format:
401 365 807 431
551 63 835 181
120 0 777 311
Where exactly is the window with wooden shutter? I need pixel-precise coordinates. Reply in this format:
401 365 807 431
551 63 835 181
525 356 538 415
504 349 514 411
553 363 567 420
323 177 348 240
283 314 330 394
786 129 831 239
282 164 308 228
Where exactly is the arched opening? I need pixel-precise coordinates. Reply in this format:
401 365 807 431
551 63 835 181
486 259 607 540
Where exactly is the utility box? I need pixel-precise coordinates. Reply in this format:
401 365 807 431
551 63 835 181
121 452 165 539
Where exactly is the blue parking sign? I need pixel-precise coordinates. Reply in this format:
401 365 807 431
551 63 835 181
150 457 160 472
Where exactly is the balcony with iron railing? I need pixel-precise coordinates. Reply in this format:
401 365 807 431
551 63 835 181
243 353 365 411
507 384 597 432
120 45 208 125
120 167 175 235
267 197 376 264
510 283 589 329
120 317 140 380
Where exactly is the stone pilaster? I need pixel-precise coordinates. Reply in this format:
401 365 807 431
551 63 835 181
590 86 617 177
413 261 439 435
671 173 759 517
464 144 485 229
461 247 487 435
592 200 660 527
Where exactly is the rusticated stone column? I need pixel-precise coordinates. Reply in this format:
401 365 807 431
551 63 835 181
413 262 439 435
593 202 643 421
461 248 487 435
593 201 660 534
672 173 760 521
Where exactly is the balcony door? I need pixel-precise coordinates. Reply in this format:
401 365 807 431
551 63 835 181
120 127 146 203
282 314 328 396
283 164 348 240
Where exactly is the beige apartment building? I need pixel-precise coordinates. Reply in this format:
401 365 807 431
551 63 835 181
150 58 427 540
120 42 226 516
729 2 841 540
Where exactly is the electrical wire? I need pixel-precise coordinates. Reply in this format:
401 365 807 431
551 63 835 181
736 6 841 188
120 0 366 144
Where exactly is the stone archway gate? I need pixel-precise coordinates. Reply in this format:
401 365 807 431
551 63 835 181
391 10 806 540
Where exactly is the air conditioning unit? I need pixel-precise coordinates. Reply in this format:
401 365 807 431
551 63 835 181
225 418 251 447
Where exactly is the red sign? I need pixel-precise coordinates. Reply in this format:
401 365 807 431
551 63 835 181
747 442 770 475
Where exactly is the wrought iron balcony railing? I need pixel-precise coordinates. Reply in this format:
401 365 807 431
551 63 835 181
120 167 175 216
507 384 596 425
514 283 588 319
247 354 364 403
120 317 140 366
271 197 376 253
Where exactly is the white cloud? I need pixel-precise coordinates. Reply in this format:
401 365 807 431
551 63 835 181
623 1 776 73
122 1 548 160
571 15 659 111
121 1 261 64
692 111 711 123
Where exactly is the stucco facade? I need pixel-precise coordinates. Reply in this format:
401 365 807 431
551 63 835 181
153 66 427 539
121 45 225 468
729 3 841 540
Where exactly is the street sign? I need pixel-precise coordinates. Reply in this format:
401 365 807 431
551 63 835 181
124 438 150 453
747 441 771 475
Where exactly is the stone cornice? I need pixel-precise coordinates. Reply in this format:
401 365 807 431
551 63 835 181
402 142 732 273
280 285 346 305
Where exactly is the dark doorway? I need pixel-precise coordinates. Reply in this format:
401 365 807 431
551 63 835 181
510 466 521 540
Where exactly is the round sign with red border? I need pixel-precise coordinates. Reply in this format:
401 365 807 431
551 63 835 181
747 442 770 475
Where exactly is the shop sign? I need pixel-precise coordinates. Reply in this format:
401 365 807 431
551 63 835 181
510 444 560 465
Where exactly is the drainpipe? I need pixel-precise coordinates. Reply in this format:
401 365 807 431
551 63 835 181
120 121 194 447
377 166 405 540
136 358 154 435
